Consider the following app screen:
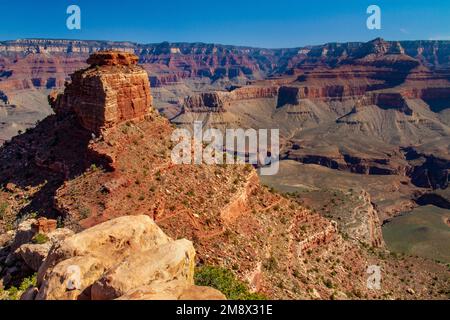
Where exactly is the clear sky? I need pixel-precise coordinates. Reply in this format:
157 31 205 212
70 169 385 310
0 0 449 48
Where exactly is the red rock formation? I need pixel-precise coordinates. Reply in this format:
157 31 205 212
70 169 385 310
50 51 153 134
87 51 138 67
31 218 57 234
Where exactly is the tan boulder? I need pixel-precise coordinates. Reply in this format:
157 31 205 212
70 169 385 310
178 286 227 300
18 243 51 272
117 281 226 300
116 280 189 300
36 255 106 300
38 215 170 286
91 239 195 300
36 215 171 300
34 215 225 300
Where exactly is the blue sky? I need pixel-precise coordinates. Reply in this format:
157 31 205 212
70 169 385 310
0 0 449 48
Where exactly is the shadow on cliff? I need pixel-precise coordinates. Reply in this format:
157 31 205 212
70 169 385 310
0 113 113 220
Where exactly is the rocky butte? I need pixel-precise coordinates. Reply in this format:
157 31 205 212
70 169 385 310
49 51 153 134
0 51 449 300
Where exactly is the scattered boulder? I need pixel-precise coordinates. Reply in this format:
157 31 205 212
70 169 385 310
4 182 16 193
18 243 51 272
36 256 106 300
37 215 171 288
116 280 189 300
36 215 171 299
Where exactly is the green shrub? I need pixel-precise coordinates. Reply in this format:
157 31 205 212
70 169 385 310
0 286 19 300
323 278 334 289
19 274 37 292
0 202 8 219
0 274 36 300
263 256 278 271
32 233 49 245
79 206 91 219
195 266 266 300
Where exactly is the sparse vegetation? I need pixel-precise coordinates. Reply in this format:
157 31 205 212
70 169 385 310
323 278 334 289
32 233 49 244
0 274 37 300
195 266 266 300
0 202 8 219
263 256 278 271
79 206 91 219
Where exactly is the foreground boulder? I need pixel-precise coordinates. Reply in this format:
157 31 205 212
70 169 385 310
91 239 195 300
36 215 171 299
33 215 224 300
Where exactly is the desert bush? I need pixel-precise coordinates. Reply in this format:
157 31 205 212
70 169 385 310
0 202 8 219
195 266 266 300
0 274 37 300
32 233 49 244
263 256 278 271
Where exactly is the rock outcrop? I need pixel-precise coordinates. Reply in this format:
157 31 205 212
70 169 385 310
49 51 153 134
30 215 223 300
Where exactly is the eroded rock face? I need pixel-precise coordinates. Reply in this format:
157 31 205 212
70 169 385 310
50 51 153 134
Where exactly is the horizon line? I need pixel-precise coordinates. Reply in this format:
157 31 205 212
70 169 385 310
1 37 450 51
